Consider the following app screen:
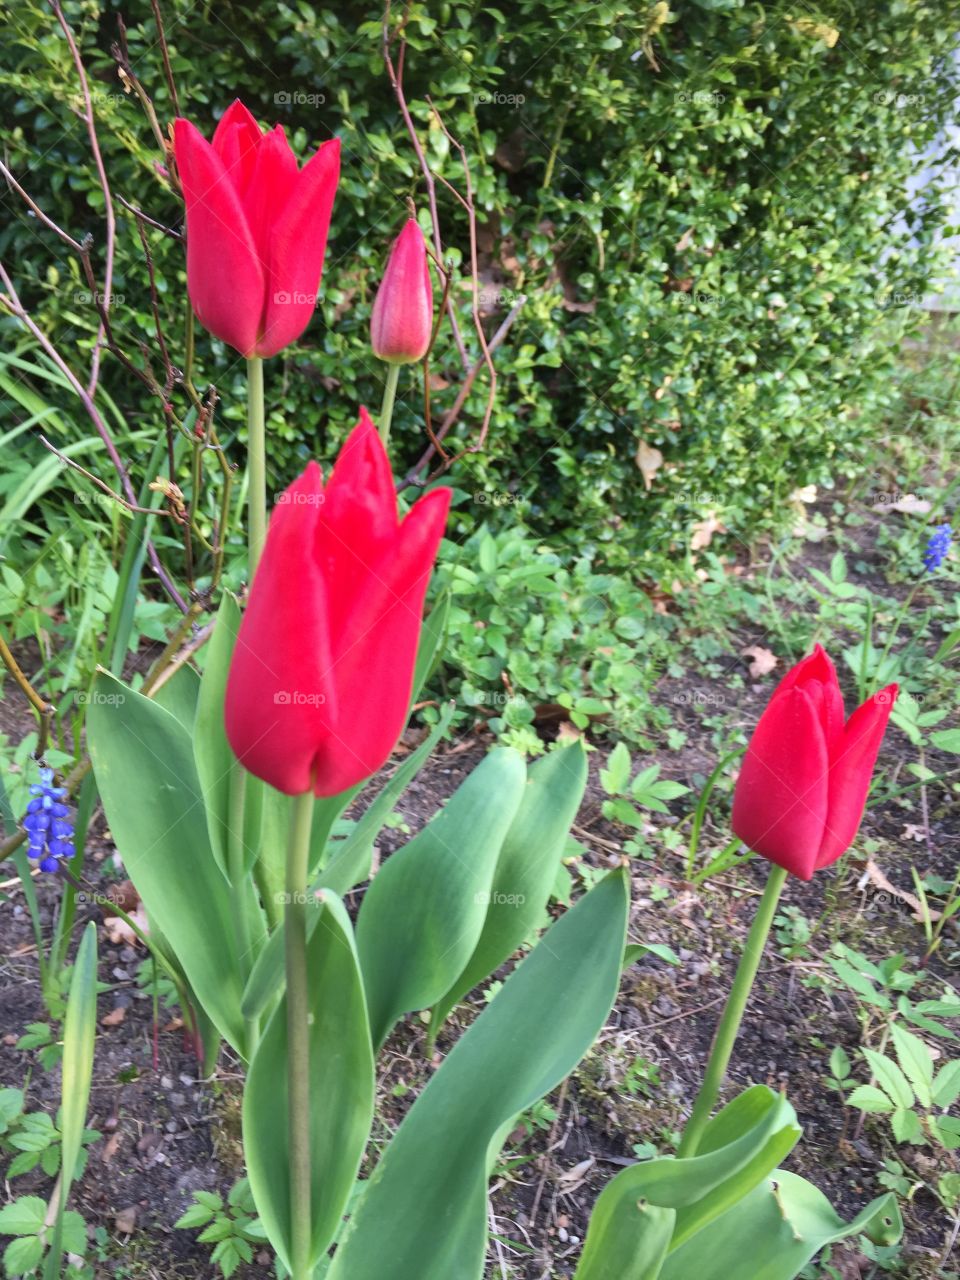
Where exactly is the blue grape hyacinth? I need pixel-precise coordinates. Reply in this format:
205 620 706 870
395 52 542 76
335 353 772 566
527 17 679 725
922 523 953 573
22 767 75 873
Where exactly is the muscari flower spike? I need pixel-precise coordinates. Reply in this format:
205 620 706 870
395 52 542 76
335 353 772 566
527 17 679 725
922 523 953 574
22 767 75 873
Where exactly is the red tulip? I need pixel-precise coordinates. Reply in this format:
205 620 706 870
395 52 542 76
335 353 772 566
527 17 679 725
173 100 340 358
731 646 897 879
370 219 433 364
224 408 450 797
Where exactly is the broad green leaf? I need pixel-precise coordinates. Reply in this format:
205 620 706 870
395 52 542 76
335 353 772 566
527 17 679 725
58 923 97 1190
151 664 201 732
318 703 455 897
329 870 630 1280
411 591 450 702
429 741 588 1038
829 1045 851 1079
931 1115 960 1149
862 1048 914 1109
87 671 258 1057
889 1023 934 1106
243 893 374 1275
659 1174 902 1280
574 1087 800 1279
356 747 527 1049
194 593 252 879
241 707 456 1023
4 1234 43 1276
930 728 960 754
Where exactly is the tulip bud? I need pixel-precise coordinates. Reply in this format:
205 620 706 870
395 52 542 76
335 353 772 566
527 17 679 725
731 645 897 879
370 220 433 364
224 408 451 797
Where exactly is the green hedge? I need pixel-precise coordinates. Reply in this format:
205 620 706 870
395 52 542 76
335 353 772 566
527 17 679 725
2 0 959 574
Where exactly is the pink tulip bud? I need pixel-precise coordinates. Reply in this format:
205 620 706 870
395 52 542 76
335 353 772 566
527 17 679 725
370 219 433 364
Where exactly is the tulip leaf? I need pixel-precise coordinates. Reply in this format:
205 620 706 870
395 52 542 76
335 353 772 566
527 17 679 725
573 1087 800 1280
658 1174 902 1280
194 593 263 880
428 740 588 1039
43 921 98 1280
356 746 527 1049
240 706 455 1023
328 869 630 1280
243 892 374 1275
87 671 256 1057
412 589 450 702
151 663 201 730
319 703 455 896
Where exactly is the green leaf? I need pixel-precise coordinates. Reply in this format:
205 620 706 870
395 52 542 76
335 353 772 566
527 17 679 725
240 707 457 1024
933 1059 960 1108
862 1048 914 1109
318 703 455 897
574 1087 800 1279
87 671 258 1057
429 741 589 1037
0 1197 47 1235
623 942 681 968
890 1108 924 1144
42 922 98 1279
847 1084 895 1113
174 1202 217 1230
660 1177 901 1279
4 1234 43 1277
889 1024 934 1107
243 893 374 1275
151 663 201 731
356 747 527 1049
829 1046 851 1080
412 592 451 703
600 742 632 795
930 729 960 754
328 870 630 1280
57 923 97 1189
194 593 255 879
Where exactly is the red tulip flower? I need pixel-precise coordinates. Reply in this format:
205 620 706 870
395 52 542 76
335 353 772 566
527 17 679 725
173 100 340 358
224 408 450 797
731 646 897 879
370 219 433 364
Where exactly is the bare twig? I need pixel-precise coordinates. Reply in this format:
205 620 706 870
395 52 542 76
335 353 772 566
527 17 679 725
50 0 116 398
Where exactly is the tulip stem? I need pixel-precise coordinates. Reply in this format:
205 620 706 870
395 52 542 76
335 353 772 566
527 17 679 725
677 862 788 1158
378 362 400 448
285 789 315 1280
246 356 267 574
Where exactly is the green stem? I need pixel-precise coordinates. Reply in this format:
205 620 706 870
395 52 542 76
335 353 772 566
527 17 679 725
246 356 266 574
678 862 788 1157
874 582 919 689
285 790 315 1280
378 362 401 448
227 767 257 1053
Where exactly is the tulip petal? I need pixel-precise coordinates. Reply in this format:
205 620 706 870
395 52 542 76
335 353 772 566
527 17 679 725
174 118 264 357
312 484 451 797
256 138 340 358
225 463 337 796
242 125 300 267
731 687 830 879
211 99 262 195
816 684 898 869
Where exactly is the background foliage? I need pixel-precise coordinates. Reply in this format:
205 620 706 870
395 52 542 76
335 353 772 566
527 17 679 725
2 0 960 582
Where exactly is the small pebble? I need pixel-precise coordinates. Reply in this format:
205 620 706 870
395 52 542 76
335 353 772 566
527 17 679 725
160 1075 174 1090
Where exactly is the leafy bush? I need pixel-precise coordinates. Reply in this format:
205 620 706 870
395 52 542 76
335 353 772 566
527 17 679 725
2 0 959 579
